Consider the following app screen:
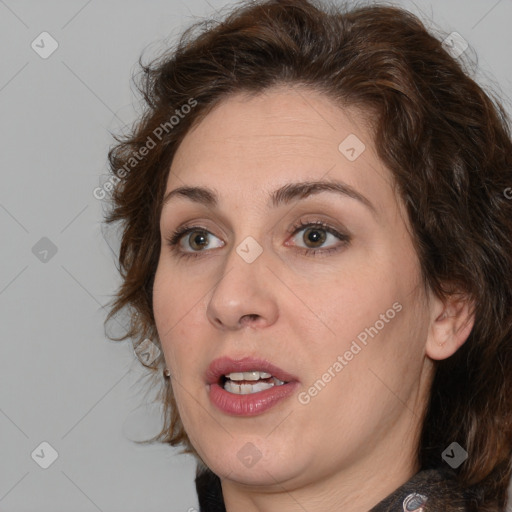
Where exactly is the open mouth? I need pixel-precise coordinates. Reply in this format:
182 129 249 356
220 371 287 395
206 360 299 415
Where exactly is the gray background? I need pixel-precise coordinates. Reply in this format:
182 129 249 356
0 0 511 510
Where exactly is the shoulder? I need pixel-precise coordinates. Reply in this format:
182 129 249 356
195 466 225 512
195 466 475 512
369 467 472 512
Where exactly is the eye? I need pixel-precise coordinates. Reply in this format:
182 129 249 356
166 226 224 258
286 220 350 256
165 219 350 260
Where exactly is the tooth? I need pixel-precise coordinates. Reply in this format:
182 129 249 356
226 371 274 381
226 372 244 381
243 371 261 381
224 380 238 394
239 383 254 394
249 382 275 393
224 380 276 394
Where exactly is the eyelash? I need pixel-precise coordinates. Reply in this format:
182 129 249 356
165 219 350 260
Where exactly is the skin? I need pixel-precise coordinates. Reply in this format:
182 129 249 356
152 85 474 512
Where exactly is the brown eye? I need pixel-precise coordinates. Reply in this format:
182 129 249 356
187 230 210 251
286 220 350 257
302 227 327 248
166 226 224 256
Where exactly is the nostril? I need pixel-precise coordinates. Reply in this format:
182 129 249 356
240 314 260 325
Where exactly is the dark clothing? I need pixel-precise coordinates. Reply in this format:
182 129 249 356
195 465 472 511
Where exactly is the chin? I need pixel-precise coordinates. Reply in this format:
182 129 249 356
199 438 307 486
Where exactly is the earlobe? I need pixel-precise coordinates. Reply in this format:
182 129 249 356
425 292 475 361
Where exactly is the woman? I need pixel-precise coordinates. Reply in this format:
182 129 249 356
104 0 512 510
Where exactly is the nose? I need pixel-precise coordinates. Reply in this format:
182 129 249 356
206 241 279 331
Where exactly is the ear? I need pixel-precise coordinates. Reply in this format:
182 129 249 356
425 289 475 361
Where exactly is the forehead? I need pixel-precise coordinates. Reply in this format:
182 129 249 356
165 86 396 219
172 87 371 169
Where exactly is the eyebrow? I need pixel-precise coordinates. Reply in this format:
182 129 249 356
162 180 377 216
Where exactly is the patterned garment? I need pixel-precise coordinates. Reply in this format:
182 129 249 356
194 466 473 511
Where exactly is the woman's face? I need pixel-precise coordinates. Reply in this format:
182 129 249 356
153 86 437 491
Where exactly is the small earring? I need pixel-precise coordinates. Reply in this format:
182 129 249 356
163 368 171 378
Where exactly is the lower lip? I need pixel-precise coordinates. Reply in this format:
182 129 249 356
208 381 300 416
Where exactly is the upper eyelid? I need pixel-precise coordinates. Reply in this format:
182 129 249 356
167 213 348 235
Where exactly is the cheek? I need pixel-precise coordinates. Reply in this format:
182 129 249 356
152 259 187 365
301 294 428 439
152 256 211 379
152 262 173 336
153 253 196 331
302 242 425 371
316 263 397 335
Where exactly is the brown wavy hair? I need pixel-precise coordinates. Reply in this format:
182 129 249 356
103 0 512 509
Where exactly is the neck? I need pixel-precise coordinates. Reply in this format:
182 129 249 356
221 437 420 512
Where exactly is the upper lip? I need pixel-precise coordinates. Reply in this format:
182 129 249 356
205 356 299 385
